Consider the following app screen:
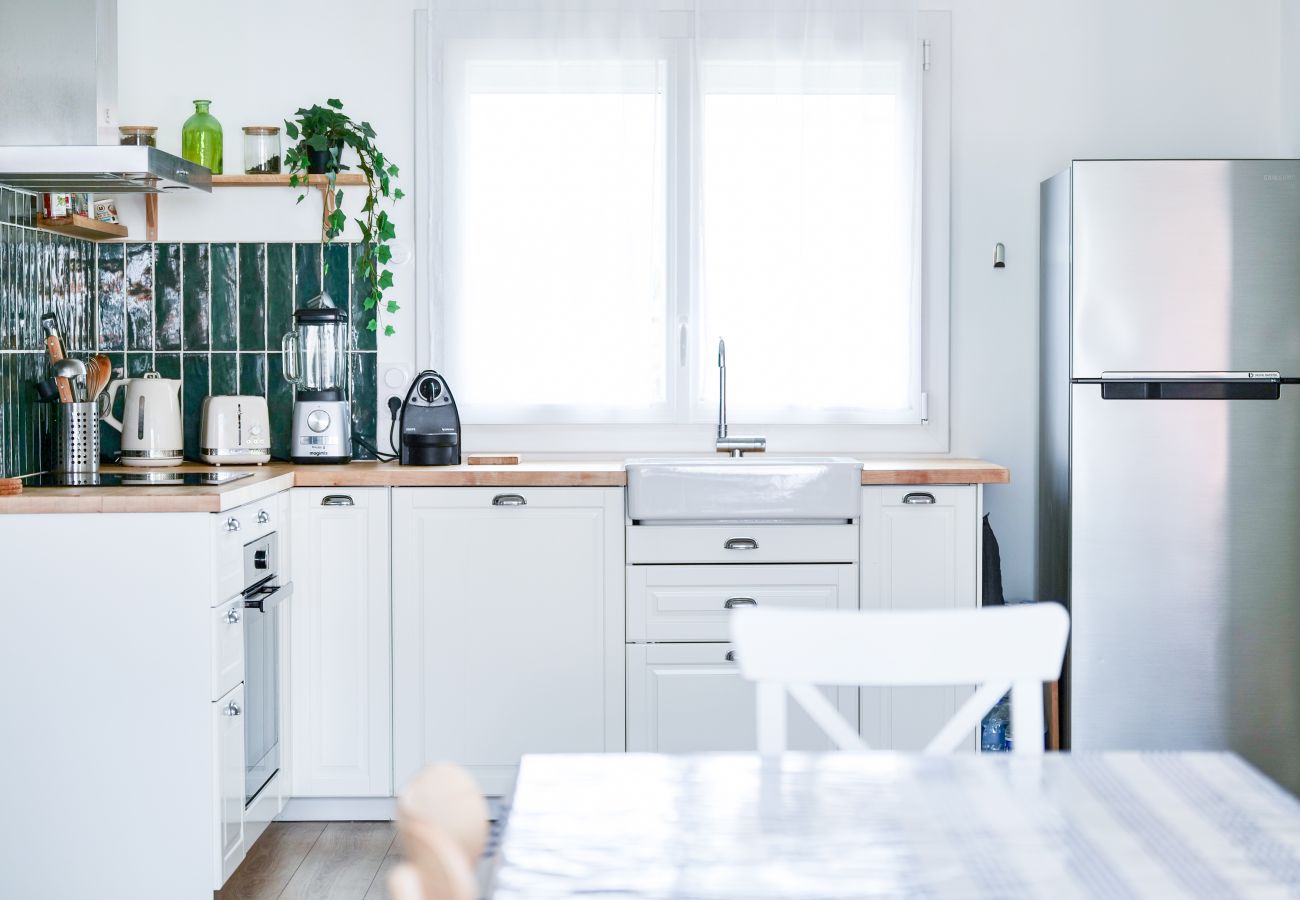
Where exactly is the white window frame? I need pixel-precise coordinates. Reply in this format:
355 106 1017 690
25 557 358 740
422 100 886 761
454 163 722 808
414 10 951 454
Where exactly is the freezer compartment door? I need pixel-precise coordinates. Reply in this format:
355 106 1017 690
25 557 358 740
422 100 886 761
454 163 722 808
1071 160 1300 378
1069 383 1300 794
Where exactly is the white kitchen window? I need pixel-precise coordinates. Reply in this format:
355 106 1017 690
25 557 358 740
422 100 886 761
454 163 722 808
419 3 949 451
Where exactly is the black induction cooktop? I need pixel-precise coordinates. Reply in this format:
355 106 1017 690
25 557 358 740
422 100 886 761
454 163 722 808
21 471 254 487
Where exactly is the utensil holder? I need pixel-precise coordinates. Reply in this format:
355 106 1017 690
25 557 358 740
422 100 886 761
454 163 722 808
53 402 100 474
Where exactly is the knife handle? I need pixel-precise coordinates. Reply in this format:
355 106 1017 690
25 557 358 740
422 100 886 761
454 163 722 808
45 334 65 363
45 335 73 402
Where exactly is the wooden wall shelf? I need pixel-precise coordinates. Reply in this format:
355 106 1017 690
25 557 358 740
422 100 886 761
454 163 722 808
199 173 368 241
138 173 370 242
37 214 128 241
211 173 367 187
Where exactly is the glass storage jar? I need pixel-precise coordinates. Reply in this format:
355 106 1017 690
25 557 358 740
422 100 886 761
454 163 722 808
118 126 157 147
242 126 282 175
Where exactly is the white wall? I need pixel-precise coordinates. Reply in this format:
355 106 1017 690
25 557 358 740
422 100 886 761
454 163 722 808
118 0 1289 602
115 0 425 418
1284 0 1300 154
927 0 1284 600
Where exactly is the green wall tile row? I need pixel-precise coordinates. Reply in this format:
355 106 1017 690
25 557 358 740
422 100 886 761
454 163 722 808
0 211 96 478
0 227 378 477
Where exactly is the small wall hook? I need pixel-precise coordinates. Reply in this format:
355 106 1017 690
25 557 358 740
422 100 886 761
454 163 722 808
993 242 1006 268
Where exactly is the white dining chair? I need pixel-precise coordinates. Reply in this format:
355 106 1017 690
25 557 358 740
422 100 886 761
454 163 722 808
730 603 1070 756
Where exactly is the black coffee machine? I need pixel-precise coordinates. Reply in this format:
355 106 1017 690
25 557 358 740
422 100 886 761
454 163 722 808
398 370 461 465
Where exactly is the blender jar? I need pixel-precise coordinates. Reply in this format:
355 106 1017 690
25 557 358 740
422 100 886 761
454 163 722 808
282 303 349 396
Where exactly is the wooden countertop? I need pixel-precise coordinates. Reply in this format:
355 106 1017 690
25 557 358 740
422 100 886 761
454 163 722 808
0 457 1008 514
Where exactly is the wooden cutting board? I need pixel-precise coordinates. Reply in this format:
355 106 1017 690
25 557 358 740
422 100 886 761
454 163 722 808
467 454 521 466
0 478 22 496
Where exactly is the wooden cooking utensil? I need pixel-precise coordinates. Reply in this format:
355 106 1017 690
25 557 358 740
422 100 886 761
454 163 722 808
0 478 22 496
41 314 73 403
86 354 112 399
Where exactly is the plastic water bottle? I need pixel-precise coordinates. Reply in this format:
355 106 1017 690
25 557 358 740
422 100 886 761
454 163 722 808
980 695 1012 752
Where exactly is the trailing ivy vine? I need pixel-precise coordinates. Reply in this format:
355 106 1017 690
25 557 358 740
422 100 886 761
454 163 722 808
284 99 404 335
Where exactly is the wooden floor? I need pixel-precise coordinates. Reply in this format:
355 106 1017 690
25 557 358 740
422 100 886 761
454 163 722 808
216 822 400 900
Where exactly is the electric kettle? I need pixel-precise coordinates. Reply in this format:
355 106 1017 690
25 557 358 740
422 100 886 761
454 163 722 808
101 372 184 466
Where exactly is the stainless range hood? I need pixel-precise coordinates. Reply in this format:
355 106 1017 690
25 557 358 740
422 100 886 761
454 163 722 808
0 146 211 194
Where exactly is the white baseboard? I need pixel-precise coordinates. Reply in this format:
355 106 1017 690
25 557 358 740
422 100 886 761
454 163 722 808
279 796 397 821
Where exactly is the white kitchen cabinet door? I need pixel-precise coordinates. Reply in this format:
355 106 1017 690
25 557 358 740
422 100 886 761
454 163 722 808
290 487 392 797
213 683 245 889
392 487 624 796
626 643 857 753
859 485 980 750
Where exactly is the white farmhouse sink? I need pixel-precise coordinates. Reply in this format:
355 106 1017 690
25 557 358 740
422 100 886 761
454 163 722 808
626 456 863 522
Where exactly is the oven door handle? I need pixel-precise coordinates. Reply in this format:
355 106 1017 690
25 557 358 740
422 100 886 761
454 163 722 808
244 580 293 613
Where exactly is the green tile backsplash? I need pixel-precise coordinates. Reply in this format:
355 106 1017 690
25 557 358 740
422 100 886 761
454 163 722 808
0 189 377 477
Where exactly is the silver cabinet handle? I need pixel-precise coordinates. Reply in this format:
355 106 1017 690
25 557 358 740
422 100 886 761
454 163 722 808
224 517 241 532
903 492 936 505
321 494 354 507
493 494 527 507
724 597 757 609
223 702 241 717
724 537 758 550
256 509 270 524
224 608 241 625
725 650 737 662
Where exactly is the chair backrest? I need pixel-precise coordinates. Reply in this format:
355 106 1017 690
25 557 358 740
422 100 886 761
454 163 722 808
730 603 1070 755
395 762 490 900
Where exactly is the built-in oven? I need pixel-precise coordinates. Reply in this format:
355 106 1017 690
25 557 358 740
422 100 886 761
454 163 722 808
241 532 291 807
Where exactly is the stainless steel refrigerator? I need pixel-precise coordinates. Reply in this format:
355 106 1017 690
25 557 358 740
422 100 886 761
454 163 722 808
1039 160 1300 793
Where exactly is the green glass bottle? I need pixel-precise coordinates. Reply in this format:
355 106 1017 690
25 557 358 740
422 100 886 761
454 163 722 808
181 99 223 174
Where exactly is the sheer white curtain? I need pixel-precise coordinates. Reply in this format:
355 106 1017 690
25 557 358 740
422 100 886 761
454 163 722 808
426 1 921 426
693 1 922 423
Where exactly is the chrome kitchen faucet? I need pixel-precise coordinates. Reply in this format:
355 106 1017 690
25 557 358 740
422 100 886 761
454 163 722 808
715 338 766 457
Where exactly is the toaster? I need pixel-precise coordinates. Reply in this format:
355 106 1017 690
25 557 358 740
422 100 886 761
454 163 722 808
201 395 272 465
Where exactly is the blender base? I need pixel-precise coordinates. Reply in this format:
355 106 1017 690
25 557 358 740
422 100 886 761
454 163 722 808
290 399 352 465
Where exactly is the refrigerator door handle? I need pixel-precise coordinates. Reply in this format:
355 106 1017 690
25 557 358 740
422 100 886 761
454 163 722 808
1096 371 1282 381
1095 377 1282 401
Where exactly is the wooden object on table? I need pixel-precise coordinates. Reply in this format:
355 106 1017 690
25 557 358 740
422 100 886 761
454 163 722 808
37 214 128 241
468 454 521 466
0 478 22 496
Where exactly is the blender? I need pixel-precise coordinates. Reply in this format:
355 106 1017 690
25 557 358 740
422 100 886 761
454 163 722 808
281 293 351 464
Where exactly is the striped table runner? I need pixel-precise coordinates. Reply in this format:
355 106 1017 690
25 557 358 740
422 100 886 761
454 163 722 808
491 752 1300 899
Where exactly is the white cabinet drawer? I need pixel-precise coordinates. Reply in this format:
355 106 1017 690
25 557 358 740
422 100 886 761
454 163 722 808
213 682 245 889
627 564 857 642
627 524 857 564
212 595 244 700
626 643 856 753
212 496 281 606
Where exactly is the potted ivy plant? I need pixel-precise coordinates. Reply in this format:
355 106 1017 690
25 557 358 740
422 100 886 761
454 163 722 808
284 99 404 335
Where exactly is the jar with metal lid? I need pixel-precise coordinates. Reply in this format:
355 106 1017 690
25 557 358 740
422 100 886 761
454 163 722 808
242 126 282 175
118 126 157 147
